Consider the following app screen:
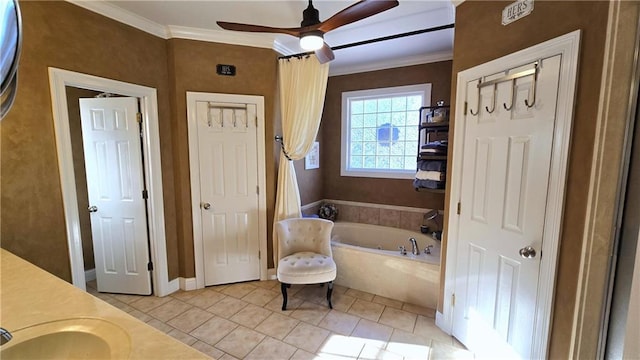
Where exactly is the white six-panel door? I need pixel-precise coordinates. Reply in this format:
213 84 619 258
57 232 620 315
452 55 562 358
80 97 151 295
195 100 261 286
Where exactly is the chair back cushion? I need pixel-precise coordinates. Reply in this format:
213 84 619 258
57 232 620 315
276 218 334 260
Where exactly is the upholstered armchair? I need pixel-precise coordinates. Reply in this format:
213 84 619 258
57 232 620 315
275 218 336 311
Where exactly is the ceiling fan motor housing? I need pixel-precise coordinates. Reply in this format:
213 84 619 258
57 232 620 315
301 0 321 27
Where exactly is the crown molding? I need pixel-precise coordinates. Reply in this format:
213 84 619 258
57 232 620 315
273 39 300 56
68 1 454 75
67 0 169 39
329 50 453 77
167 26 274 49
68 1 278 49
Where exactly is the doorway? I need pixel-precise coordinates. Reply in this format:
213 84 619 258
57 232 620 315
49 68 172 296
439 31 581 359
187 92 268 289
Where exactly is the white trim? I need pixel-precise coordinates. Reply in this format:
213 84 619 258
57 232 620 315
167 278 180 294
323 199 434 214
186 92 268 289
439 30 581 359
273 39 298 57
267 268 277 280
167 25 274 49
67 1 453 77
48 68 172 296
329 52 453 77
340 84 432 180
84 268 96 282
301 200 324 212
67 0 168 39
66 1 276 50
179 277 198 291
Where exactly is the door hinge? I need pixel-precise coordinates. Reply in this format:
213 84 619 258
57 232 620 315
147 261 153 271
136 112 142 123
451 293 456 306
258 251 261 260
464 101 468 115
256 186 259 195
457 202 461 215
142 190 149 199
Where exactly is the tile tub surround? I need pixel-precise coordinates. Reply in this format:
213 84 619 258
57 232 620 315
302 200 442 234
85 280 473 359
0 249 209 360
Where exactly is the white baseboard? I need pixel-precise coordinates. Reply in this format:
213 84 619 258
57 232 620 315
435 311 451 334
179 277 197 291
166 278 180 295
85 268 96 282
267 268 277 280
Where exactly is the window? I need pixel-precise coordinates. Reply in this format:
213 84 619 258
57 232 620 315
341 84 431 179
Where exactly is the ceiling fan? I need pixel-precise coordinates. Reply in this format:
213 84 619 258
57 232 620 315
216 0 399 64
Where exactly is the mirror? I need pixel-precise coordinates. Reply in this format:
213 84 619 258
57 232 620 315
1 0 22 118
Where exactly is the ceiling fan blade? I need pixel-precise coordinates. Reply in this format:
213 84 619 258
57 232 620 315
318 0 399 33
315 42 335 64
216 21 302 37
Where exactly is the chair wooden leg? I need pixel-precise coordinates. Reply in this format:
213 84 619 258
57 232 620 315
326 281 334 309
281 282 290 311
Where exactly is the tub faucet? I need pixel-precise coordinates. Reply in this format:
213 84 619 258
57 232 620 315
424 245 434 255
408 238 420 255
0 328 12 345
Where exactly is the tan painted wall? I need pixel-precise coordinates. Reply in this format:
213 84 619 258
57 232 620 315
166 39 278 274
0 1 179 281
445 2 609 358
320 61 453 210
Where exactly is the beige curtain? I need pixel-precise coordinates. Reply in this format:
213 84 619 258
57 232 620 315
273 55 329 267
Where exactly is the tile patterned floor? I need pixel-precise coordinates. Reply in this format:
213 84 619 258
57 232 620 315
87 280 474 360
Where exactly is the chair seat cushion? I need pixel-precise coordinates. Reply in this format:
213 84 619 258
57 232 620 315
277 251 336 284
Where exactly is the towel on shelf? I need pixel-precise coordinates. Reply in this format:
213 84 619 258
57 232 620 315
413 178 445 190
416 170 445 181
417 159 446 172
420 141 448 155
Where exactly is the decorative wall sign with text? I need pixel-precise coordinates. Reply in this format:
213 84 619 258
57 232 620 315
216 64 236 76
502 0 534 26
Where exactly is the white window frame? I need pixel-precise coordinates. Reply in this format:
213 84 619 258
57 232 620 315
341 84 431 179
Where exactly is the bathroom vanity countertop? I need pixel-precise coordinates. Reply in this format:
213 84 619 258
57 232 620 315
0 249 211 359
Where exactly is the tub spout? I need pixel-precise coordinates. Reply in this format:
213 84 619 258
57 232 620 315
408 238 420 255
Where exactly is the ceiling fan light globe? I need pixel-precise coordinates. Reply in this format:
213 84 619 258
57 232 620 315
300 34 324 51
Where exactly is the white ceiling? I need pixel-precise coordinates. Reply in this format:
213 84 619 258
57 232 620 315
71 0 456 76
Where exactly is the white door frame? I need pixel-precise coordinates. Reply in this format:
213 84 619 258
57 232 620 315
186 91 268 289
49 67 172 296
438 30 581 358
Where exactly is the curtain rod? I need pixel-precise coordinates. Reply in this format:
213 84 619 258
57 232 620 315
278 23 455 60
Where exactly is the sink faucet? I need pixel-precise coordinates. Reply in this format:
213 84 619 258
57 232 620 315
408 238 420 255
0 328 12 345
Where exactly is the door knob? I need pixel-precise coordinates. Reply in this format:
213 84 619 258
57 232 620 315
88 205 98 213
519 246 537 259
202 202 211 210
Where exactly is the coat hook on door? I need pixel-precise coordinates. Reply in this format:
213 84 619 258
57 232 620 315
485 83 497 114
503 79 516 111
524 63 539 108
469 79 481 116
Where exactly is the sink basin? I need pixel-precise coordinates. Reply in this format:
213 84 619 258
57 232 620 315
0 318 131 360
